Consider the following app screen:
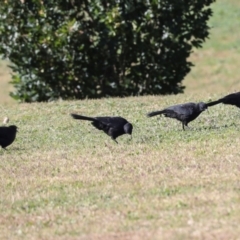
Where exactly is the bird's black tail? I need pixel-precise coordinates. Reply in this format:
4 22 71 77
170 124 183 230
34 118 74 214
147 110 165 117
71 114 96 121
207 99 223 107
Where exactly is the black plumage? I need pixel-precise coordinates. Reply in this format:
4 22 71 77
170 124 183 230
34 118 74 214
71 114 133 143
0 125 18 149
207 92 240 108
147 102 208 130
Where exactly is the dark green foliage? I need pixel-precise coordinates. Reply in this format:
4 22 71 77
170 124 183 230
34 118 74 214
0 0 215 102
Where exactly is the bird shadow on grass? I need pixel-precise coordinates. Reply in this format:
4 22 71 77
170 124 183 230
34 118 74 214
135 135 163 144
194 122 237 131
166 122 237 133
0 147 24 153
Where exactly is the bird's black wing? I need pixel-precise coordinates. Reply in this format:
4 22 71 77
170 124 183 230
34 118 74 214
0 127 12 148
0 127 10 138
95 116 128 128
166 103 195 116
91 117 127 140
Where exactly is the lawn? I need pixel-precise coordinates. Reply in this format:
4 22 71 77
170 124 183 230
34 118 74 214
1 0 240 239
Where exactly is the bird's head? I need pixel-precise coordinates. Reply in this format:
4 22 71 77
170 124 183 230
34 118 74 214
124 122 133 135
198 102 208 112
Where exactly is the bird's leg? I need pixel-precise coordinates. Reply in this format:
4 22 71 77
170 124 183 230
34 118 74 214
182 123 191 130
112 137 118 144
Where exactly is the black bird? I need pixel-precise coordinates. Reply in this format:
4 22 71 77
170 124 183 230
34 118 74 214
207 92 240 108
71 114 133 143
147 102 208 130
0 125 18 149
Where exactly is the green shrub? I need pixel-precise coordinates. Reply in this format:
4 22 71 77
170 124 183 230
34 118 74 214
0 0 215 102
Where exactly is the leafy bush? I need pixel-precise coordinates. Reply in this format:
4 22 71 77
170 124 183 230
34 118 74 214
0 0 215 102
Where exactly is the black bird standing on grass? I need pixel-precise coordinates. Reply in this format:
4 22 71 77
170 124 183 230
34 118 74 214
0 125 18 149
207 92 240 108
147 102 208 130
71 114 133 143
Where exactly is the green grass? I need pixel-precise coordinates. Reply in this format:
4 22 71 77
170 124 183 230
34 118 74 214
1 0 240 239
1 96 240 239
